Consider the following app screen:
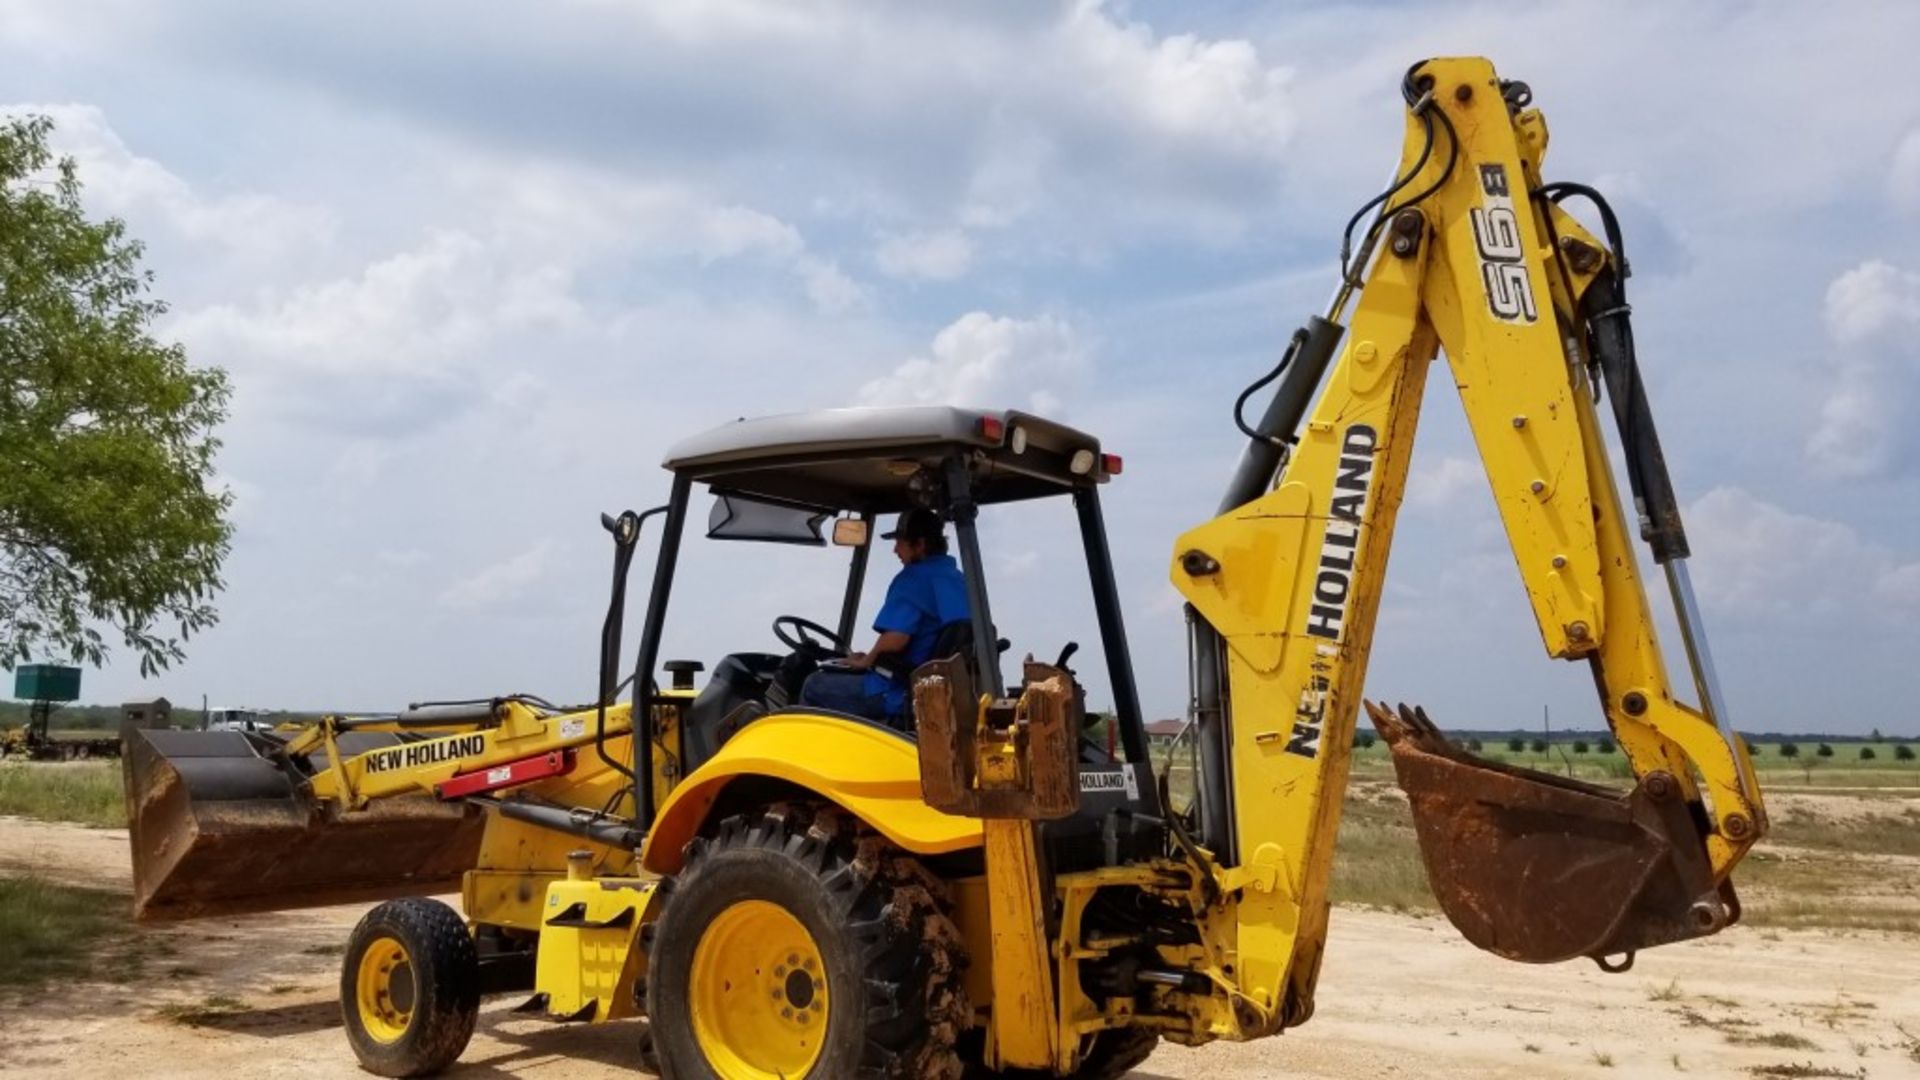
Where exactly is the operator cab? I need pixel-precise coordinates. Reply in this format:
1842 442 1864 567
626 406 1154 812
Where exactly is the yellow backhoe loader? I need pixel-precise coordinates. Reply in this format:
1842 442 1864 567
124 56 1766 1078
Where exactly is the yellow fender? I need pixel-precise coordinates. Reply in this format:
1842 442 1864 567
641 713 984 875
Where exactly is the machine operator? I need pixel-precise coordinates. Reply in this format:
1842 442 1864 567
798 508 969 725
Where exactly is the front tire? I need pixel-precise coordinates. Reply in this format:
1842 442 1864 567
645 804 968 1079
340 898 479 1077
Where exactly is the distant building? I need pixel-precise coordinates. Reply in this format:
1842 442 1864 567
1145 718 1186 746
121 698 173 731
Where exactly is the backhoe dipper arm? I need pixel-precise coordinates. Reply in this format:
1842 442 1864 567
1169 57 1765 1036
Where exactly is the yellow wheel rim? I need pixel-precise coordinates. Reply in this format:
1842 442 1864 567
689 899 829 1079
354 936 415 1044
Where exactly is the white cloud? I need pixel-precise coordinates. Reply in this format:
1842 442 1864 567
28 3 1296 250
1685 486 1920 624
796 256 867 315
1876 562 1920 611
1891 128 1920 215
857 312 1088 414
1823 260 1920 346
439 541 556 612
1405 455 1482 511
175 231 543 376
1807 260 1920 476
874 229 974 281
168 230 566 433
446 159 866 314
4 101 336 259
473 162 803 266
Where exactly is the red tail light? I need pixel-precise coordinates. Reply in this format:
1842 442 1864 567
978 415 1006 442
1101 453 1124 475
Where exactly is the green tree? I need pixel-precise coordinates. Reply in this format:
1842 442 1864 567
1571 739 1590 754
1 115 230 675
1507 737 1525 753
1816 743 1834 758
1896 744 1915 762
1597 738 1615 754
1859 746 1876 761
1529 738 1547 754
1778 742 1799 758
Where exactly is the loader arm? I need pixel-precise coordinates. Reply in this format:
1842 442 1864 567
123 698 652 920
1170 56 1765 1032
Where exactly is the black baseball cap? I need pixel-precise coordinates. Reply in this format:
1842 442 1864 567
881 508 945 542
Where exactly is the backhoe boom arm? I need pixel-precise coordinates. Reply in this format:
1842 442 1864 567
1170 56 1766 1032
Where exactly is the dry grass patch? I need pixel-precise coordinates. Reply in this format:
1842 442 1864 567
1730 1031 1821 1051
1328 786 1436 913
1647 978 1684 1002
156 992 247 1026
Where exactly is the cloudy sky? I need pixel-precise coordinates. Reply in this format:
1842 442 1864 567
5 1 1917 737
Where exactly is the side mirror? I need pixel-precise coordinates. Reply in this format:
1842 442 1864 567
831 518 870 547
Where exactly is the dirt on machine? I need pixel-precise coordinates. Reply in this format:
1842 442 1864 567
123 725 487 921
122 56 1766 1080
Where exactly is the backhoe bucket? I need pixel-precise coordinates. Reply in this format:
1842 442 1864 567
124 728 486 922
1366 702 1737 966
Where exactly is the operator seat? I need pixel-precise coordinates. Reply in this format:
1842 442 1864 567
680 653 783 774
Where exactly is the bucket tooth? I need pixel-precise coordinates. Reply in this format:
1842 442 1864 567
1364 700 1736 966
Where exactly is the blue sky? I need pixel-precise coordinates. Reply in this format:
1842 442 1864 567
4 1 1917 736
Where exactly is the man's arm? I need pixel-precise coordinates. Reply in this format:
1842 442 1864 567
845 630 910 671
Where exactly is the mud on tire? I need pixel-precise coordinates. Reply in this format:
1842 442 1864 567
340 897 480 1077
643 803 970 1079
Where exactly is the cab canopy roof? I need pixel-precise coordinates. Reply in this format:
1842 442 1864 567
661 406 1114 514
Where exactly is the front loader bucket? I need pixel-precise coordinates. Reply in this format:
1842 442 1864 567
124 728 486 922
1366 702 1737 966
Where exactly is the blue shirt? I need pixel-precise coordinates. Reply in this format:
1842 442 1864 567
864 553 970 713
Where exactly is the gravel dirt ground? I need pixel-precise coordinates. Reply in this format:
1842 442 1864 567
2 814 1916 1079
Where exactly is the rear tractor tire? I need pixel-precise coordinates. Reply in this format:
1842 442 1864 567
644 804 969 1079
340 897 480 1077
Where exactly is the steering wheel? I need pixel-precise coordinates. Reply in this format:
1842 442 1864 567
772 615 847 659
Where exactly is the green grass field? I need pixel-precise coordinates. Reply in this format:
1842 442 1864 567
0 762 125 828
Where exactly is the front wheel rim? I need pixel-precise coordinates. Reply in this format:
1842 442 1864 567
354 936 415 1044
688 899 829 1079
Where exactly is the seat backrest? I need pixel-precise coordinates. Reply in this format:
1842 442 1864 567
925 619 975 666
874 619 975 687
